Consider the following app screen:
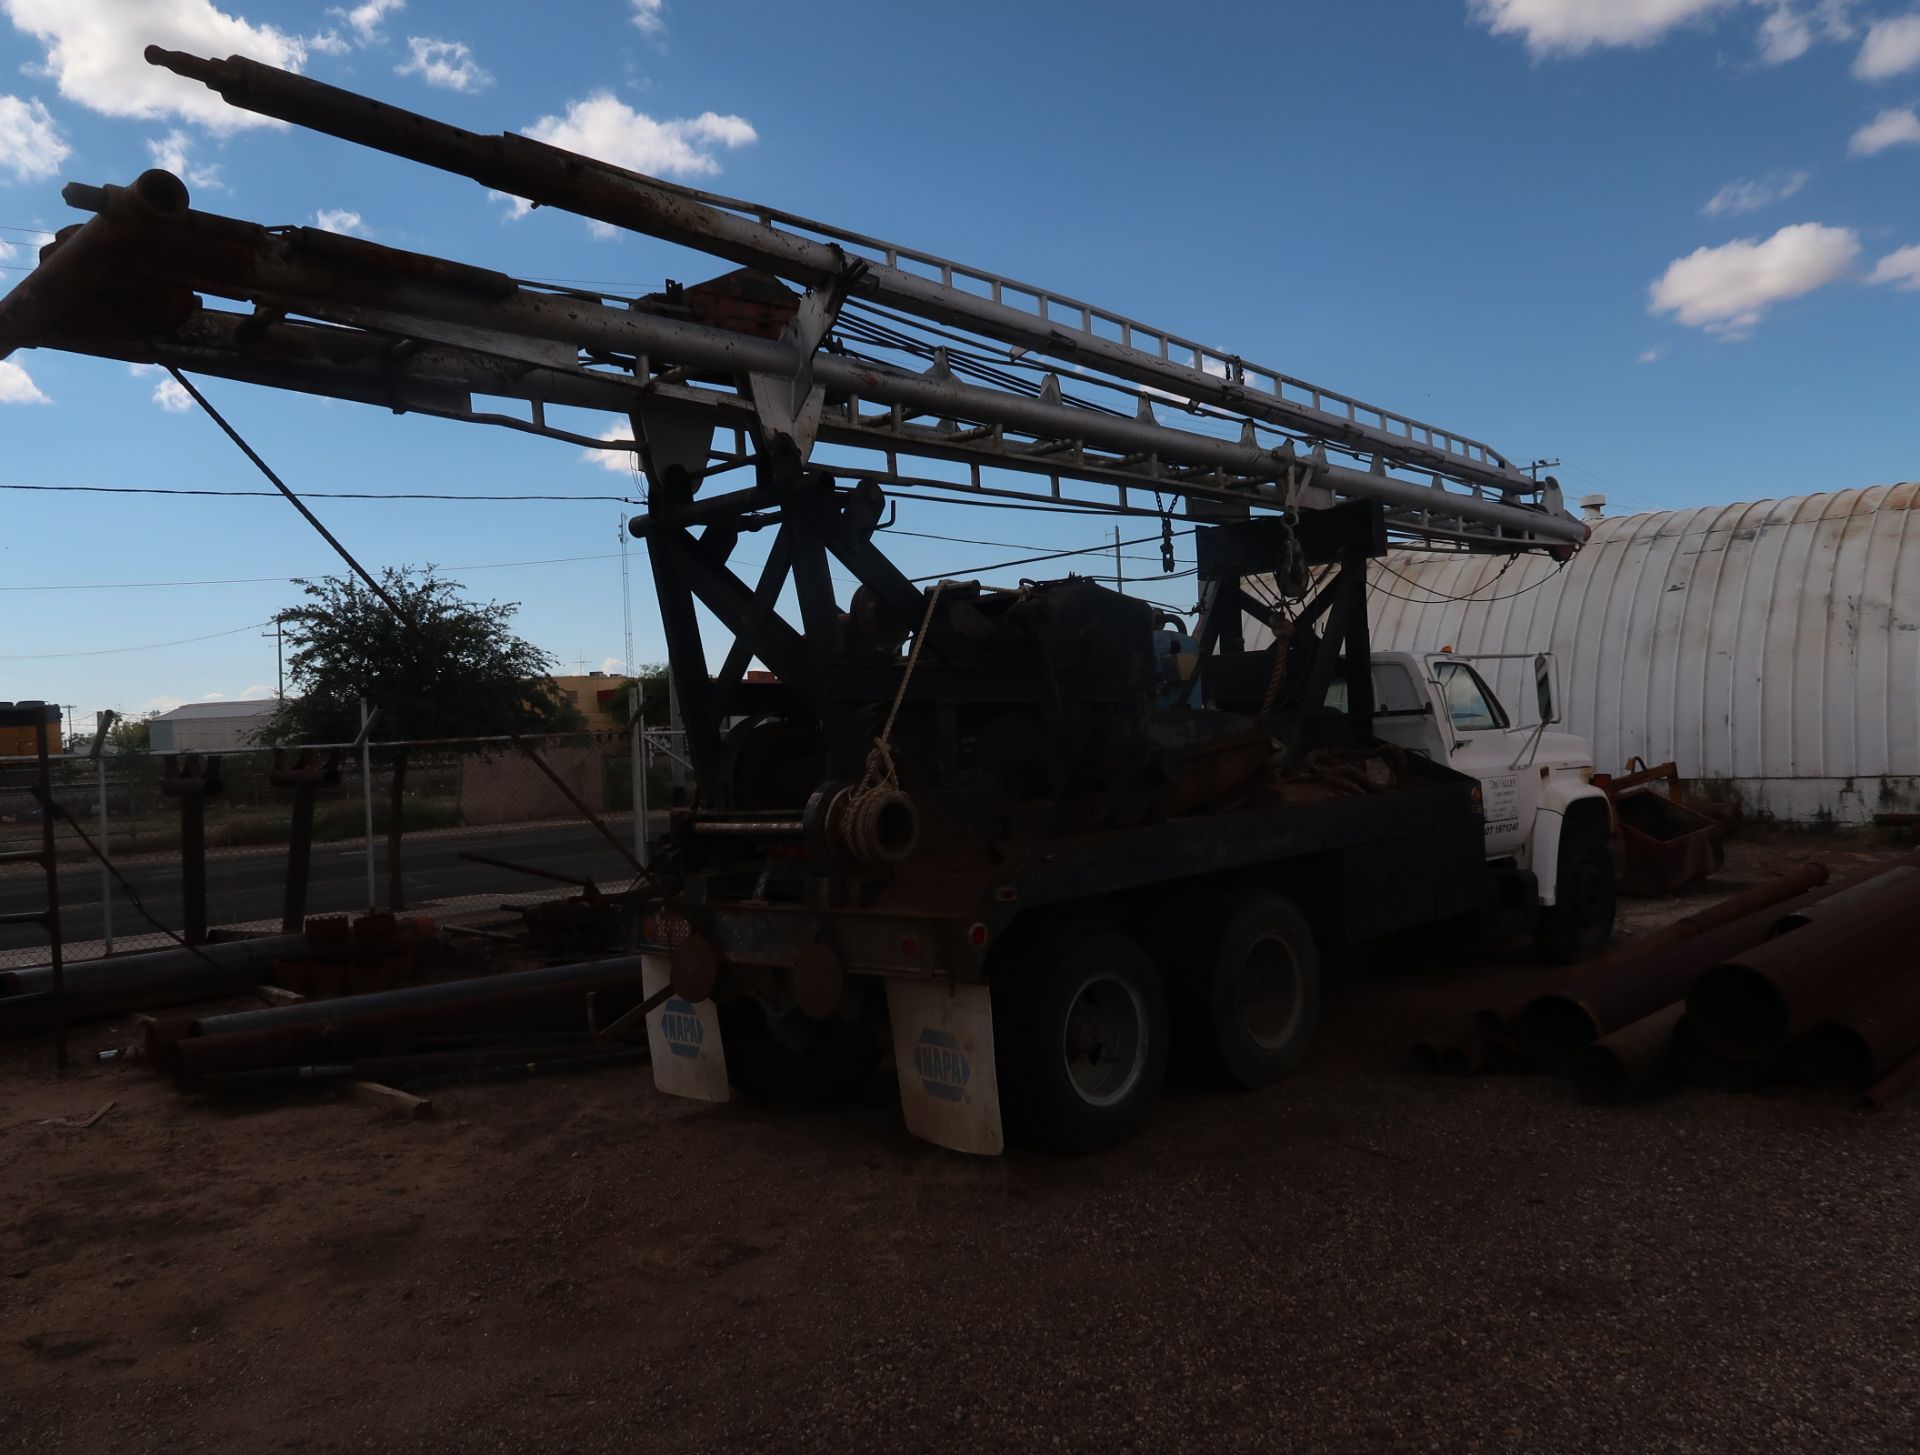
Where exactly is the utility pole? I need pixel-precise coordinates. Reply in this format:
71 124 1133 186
261 614 285 698
1527 458 1562 483
1112 526 1124 595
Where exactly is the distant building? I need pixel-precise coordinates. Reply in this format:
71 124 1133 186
148 700 282 753
548 673 625 734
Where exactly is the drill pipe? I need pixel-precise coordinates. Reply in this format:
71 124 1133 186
1794 965 1920 1093
1512 897 1819 1070
1686 873 1920 1061
0 933 309 1034
1770 865 1920 933
156 955 648 1083
1475 861 1829 1042
1568 1002 1685 1104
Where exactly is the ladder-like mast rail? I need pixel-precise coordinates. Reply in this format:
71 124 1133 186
18 177 1581 547
145 47 1541 500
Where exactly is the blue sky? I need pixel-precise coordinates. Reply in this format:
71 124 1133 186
0 0 1916 728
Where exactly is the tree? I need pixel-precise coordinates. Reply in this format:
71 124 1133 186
259 567 582 909
604 664 672 731
100 712 155 756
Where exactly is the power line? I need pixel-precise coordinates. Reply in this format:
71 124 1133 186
0 482 638 502
0 549 635 594
0 619 274 661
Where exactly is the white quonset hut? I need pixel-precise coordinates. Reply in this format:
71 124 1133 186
1355 485 1920 824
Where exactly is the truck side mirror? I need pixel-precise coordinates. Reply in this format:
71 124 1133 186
1533 653 1556 724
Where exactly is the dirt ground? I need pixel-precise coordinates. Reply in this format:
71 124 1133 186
4 832 1918 1454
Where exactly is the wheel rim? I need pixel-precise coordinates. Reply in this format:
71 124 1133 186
1060 973 1149 1107
1234 933 1302 1050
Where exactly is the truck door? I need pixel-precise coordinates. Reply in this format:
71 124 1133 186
1431 658 1538 860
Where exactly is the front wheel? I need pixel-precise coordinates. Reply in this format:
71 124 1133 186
1534 817 1617 963
994 921 1169 1152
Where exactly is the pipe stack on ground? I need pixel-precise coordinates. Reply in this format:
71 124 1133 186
1419 853 1920 1109
0 934 309 1035
146 953 651 1087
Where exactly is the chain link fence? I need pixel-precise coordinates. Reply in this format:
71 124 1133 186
0 729 687 972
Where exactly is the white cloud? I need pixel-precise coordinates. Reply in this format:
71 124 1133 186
145 128 222 189
153 376 195 412
336 0 402 45
1638 345 1667 363
581 423 637 472
306 28 349 56
1850 105 1920 154
0 94 67 180
1854 11 1920 77
630 0 665 33
1867 243 1920 289
1648 222 1859 336
0 358 50 403
396 36 489 91
497 92 756 219
598 657 625 674
1472 0 1858 59
1703 169 1808 215
142 694 187 713
312 207 369 237
237 683 275 699
1470 0 1740 56
1758 4 1815 60
1 0 307 133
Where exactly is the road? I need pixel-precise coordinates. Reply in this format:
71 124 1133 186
0 816 662 957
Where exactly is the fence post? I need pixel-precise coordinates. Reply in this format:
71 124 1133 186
95 750 112 954
360 698 376 911
632 718 650 869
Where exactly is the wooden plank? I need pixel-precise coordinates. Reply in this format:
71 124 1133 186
348 1080 431 1119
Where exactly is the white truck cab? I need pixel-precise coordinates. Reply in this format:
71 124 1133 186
1334 650 1617 960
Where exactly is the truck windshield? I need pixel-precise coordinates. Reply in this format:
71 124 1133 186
1434 661 1508 731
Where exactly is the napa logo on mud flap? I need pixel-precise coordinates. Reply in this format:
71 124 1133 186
660 997 705 1059
913 1028 970 1102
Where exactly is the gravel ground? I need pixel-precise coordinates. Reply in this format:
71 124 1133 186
2 833 1917 1454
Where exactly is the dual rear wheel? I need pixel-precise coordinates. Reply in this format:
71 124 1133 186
993 889 1321 1151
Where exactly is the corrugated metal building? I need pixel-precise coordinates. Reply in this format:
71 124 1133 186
148 699 282 753
1348 484 1920 823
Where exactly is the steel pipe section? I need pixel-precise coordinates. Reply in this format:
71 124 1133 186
1512 894 1822 1069
35 179 1584 545
1686 871 1920 1061
1569 1002 1685 1104
143 47 1556 505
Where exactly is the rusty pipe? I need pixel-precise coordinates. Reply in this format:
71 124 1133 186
1568 1002 1685 1104
1794 966 1920 1093
0 169 190 357
1512 893 1821 1070
1686 873 1920 1061
1639 861 1829 950
1770 864 1920 933
1483 862 1828 1045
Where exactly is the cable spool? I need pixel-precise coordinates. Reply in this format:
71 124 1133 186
823 782 919 871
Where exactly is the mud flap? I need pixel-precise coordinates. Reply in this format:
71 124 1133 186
886 978 1003 1156
641 952 730 1103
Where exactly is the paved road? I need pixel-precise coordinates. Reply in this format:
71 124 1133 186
0 816 664 957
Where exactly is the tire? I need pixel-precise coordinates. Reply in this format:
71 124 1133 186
717 998 880 1099
1534 817 1617 964
993 921 1169 1153
1181 889 1322 1090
